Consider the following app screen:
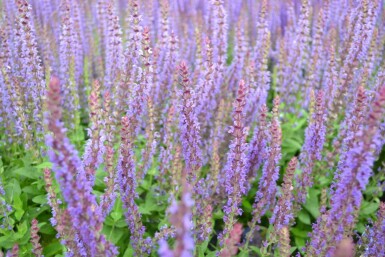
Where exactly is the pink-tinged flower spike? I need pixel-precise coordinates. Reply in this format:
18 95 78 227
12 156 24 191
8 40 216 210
6 244 19 257
118 116 151 256
210 99 228 198
196 38 215 129
99 92 118 220
178 61 202 184
219 223 243 257
307 85 385 257
45 77 117 257
271 157 297 231
138 27 158 180
158 183 194 257
30 219 43 257
297 90 326 204
246 105 269 183
218 80 249 252
270 157 297 257
245 96 282 248
125 26 154 139
360 202 385 256
83 80 102 184
43 168 81 256
15 0 45 142
104 2 123 97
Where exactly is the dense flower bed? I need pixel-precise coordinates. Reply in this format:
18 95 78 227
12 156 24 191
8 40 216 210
0 0 384 256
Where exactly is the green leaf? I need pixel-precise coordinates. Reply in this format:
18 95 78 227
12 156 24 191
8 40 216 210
35 162 52 169
294 237 306 252
250 246 261 254
198 240 209 257
242 199 252 213
32 194 48 204
213 209 224 220
303 188 320 218
103 226 125 244
111 199 123 221
22 185 41 196
13 195 24 221
39 222 57 235
123 244 134 257
0 233 14 248
14 220 28 240
298 211 311 225
13 166 40 179
4 179 21 202
43 241 63 257
360 201 379 216
291 227 309 238
138 191 158 215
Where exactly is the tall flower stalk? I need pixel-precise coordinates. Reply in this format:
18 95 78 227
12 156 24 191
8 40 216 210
219 80 249 253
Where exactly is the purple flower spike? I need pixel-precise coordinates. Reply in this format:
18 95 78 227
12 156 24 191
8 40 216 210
46 77 117 257
219 80 249 252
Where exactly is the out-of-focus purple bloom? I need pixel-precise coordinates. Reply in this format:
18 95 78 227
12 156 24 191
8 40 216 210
159 188 194 257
